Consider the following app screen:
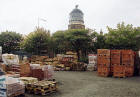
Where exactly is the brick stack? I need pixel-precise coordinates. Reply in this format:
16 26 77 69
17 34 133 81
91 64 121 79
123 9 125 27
98 49 135 78
11 64 21 74
20 63 31 77
111 50 121 76
0 76 25 97
97 49 111 77
32 68 47 80
31 65 54 81
113 50 134 77
122 50 134 77
30 55 49 65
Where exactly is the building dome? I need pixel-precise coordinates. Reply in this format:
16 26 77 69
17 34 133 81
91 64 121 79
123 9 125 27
69 5 84 25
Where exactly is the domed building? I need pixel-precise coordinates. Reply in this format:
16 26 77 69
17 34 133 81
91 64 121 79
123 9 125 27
68 5 85 29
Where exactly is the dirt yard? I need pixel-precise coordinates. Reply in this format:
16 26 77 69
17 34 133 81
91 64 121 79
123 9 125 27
26 71 140 97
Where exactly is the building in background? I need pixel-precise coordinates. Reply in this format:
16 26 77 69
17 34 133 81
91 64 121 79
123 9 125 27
68 5 85 29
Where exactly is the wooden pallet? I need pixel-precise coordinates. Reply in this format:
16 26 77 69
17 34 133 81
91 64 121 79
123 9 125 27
26 80 57 95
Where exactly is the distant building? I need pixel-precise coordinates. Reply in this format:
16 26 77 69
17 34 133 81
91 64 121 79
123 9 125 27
68 5 85 29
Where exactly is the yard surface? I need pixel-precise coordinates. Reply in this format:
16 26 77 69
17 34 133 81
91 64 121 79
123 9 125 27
26 71 140 97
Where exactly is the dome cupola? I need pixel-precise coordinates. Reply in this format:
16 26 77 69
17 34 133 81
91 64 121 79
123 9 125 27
69 5 84 25
68 5 85 29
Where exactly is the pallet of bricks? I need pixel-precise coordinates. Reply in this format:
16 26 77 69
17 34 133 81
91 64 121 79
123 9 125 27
97 49 111 77
98 49 134 78
5 63 31 77
111 50 121 76
122 50 134 77
30 65 54 81
112 50 134 77
0 75 25 97
30 55 49 65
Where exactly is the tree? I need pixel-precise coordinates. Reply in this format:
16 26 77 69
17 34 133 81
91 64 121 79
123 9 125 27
52 31 68 54
22 27 51 55
65 29 91 61
0 31 22 53
91 33 107 52
105 22 140 50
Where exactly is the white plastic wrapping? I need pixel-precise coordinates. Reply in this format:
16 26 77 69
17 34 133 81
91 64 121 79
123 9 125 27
2 54 19 65
87 54 97 71
30 64 41 69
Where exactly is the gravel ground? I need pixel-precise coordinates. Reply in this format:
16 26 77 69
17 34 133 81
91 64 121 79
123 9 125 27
26 71 140 97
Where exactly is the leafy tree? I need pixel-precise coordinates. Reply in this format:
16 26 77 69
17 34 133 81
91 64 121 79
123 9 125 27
52 31 68 54
22 27 51 55
0 31 22 53
92 33 107 52
65 29 91 61
106 22 140 50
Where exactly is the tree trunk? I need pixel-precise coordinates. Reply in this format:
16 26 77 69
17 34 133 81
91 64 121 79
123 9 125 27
76 50 80 61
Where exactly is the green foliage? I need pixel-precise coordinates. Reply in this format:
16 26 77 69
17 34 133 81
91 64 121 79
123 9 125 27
79 57 88 63
0 31 22 53
105 22 140 50
52 29 92 61
52 31 68 54
65 29 92 60
22 27 51 55
91 32 107 52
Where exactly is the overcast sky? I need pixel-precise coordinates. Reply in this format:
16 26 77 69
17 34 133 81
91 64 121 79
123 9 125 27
0 0 140 35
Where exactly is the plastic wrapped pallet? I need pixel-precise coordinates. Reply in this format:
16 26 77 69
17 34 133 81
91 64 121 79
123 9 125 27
0 75 25 97
31 65 54 80
88 54 97 64
87 54 97 71
2 54 19 65
6 74 20 78
44 65 54 80
87 64 97 71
